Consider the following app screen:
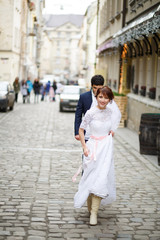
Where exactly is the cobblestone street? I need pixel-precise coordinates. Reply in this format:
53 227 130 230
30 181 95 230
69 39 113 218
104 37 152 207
0 97 160 240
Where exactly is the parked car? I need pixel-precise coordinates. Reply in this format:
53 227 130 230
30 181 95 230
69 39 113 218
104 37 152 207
59 85 86 112
0 81 15 112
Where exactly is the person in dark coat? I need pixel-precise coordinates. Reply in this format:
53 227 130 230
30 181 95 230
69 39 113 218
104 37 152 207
52 80 57 101
40 83 45 101
20 79 28 104
33 78 40 103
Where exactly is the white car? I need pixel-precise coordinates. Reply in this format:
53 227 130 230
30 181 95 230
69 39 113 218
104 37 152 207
59 85 86 112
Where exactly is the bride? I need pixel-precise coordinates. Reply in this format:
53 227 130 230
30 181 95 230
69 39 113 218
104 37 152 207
73 86 121 226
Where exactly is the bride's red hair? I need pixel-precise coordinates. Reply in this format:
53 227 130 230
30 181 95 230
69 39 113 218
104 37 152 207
96 86 114 100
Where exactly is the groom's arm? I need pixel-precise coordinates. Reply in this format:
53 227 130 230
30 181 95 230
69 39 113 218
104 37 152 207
74 94 84 140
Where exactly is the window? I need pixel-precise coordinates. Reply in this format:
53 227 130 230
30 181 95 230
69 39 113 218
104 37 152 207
107 0 110 22
66 32 70 38
129 0 136 12
116 0 121 14
112 1 115 17
109 0 115 23
14 27 20 48
56 49 60 56
129 0 136 5
100 0 109 34
56 58 60 64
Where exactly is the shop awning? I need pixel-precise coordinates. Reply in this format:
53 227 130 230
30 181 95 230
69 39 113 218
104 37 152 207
97 39 116 54
113 4 160 46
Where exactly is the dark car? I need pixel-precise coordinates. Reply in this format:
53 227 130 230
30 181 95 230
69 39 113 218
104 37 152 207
0 81 15 112
59 85 86 112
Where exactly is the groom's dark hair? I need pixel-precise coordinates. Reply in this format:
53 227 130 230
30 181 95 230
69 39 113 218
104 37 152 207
91 75 104 86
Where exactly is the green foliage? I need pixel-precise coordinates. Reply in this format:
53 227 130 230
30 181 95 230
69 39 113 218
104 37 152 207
113 91 126 96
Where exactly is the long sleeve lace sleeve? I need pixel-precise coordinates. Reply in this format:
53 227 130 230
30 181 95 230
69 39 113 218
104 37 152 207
80 110 92 130
108 100 121 132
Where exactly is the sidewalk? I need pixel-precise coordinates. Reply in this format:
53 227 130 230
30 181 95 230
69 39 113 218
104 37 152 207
116 127 159 169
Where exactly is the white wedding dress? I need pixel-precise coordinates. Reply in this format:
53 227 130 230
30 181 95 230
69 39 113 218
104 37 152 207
74 100 121 208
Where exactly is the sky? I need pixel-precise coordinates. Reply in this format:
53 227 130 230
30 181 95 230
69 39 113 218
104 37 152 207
43 0 96 15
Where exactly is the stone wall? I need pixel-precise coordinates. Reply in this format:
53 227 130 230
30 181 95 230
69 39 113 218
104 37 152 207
127 93 160 132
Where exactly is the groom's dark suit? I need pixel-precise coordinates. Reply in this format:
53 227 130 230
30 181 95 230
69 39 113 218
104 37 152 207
74 90 92 136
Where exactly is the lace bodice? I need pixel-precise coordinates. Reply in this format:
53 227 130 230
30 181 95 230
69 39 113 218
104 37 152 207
80 106 111 137
80 102 121 137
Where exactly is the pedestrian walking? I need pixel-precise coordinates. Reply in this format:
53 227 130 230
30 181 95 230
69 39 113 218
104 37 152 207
52 80 57 101
73 86 121 226
26 77 33 103
49 85 55 102
21 80 28 104
13 77 20 102
33 78 40 103
40 83 45 101
45 81 51 100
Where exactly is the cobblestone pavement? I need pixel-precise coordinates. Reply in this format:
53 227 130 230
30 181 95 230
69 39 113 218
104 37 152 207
0 97 160 240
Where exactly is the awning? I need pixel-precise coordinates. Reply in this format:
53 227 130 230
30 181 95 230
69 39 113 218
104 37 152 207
97 39 116 54
113 4 160 46
97 4 160 53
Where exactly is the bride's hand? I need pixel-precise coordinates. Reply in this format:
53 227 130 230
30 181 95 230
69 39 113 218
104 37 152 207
109 130 114 137
83 146 89 157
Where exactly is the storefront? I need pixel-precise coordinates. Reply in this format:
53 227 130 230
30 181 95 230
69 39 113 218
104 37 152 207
112 5 160 131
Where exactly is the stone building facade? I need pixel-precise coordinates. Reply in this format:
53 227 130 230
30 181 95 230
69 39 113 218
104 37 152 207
41 15 83 83
82 1 97 87
39 31 52 79
97 0 160 132
97 0 124 90
0 0 45 83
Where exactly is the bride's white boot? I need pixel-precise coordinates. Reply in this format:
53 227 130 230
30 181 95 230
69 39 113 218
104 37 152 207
87 194 92 213
90 195 101 225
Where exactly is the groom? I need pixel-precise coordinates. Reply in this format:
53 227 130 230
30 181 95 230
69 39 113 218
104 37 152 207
74 75 104 141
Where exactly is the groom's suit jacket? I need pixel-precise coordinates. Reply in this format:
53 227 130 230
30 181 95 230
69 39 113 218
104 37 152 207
74 90 92 136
